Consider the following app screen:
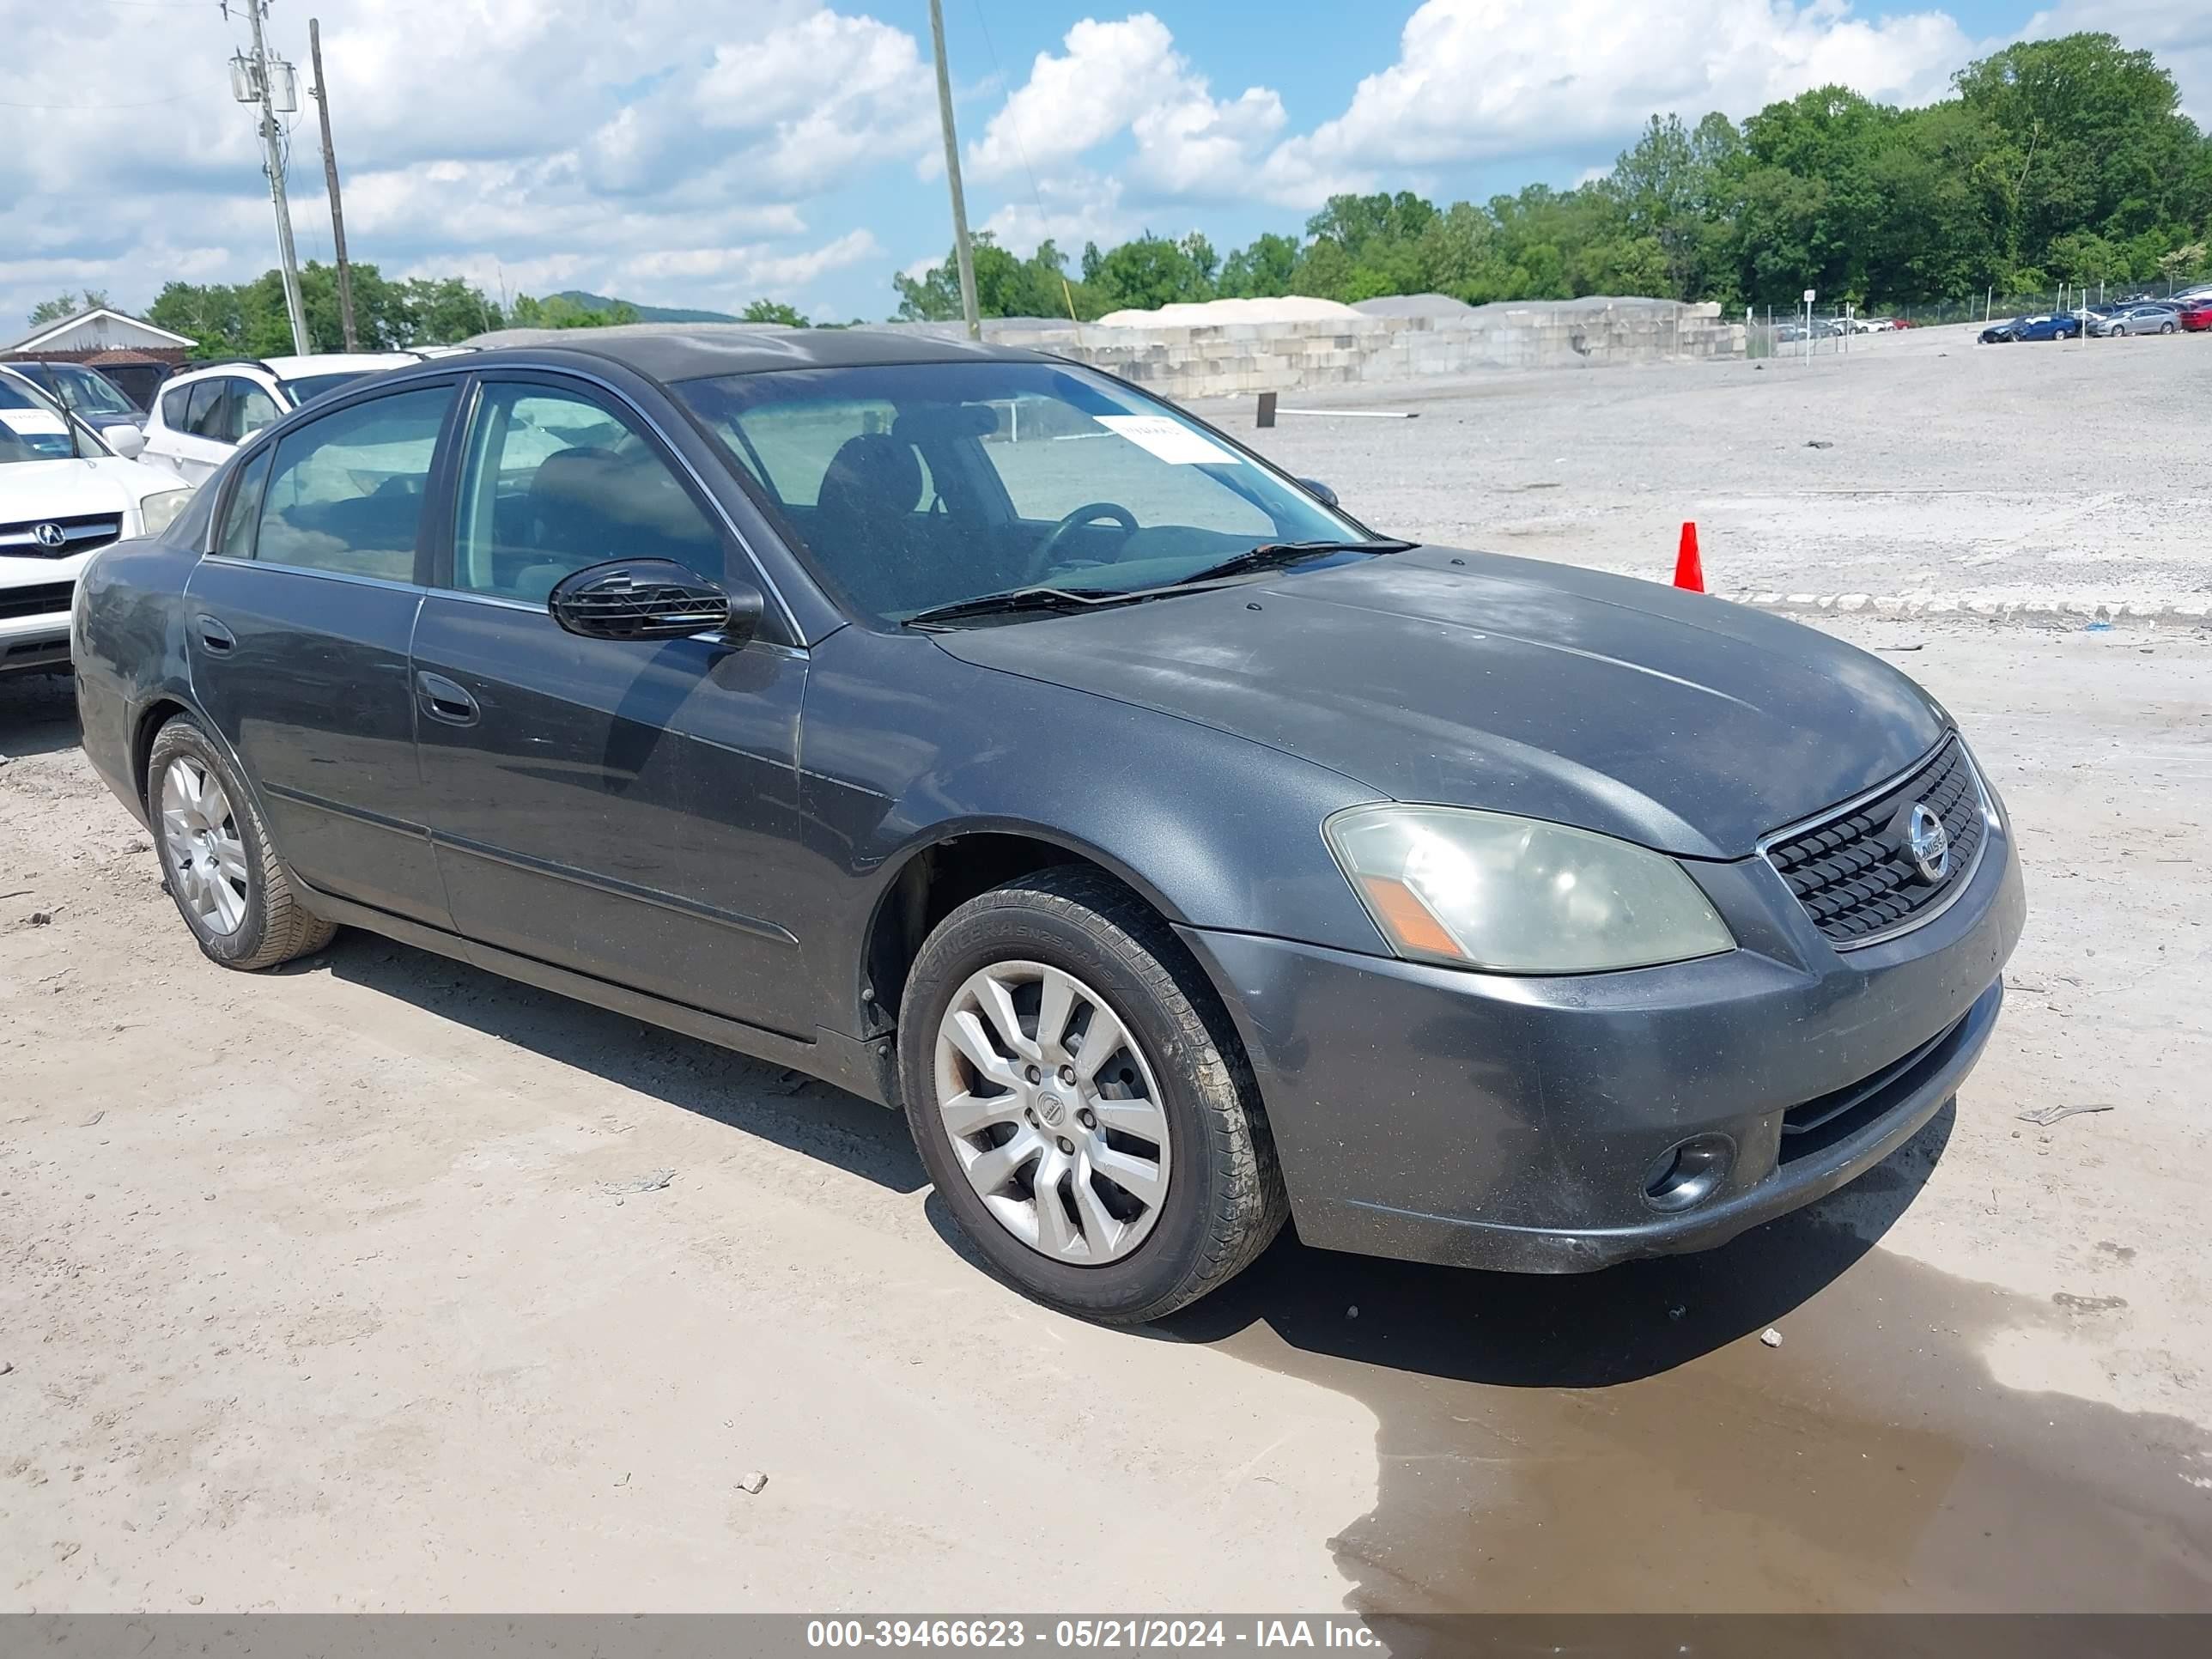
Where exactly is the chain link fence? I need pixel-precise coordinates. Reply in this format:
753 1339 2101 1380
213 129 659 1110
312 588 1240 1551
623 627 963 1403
1741 268 2209 356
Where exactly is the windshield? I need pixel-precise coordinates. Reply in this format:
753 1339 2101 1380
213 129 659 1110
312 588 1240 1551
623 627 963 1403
279 371 370 407
46 364 140 418
0 376 111 464
673 360 1368 623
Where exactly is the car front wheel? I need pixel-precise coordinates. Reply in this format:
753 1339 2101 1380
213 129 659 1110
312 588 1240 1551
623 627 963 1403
897 866 1288 1323
149 715 337 970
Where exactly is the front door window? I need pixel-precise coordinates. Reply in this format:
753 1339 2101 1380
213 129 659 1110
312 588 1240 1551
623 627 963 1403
450 384 726 605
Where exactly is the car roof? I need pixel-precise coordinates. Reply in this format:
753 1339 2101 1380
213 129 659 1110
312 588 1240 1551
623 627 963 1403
261 352 423 375
453 324 1054 385
167 352 425 385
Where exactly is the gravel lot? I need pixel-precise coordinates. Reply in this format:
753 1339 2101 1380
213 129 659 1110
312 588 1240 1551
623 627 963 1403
1203 322 2212 619
3 338 2209 1617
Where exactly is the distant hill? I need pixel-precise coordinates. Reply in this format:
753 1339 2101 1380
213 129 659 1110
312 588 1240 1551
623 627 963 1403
550 289 740 324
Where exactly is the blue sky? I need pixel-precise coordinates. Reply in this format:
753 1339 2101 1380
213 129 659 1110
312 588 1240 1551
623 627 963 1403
3 0 2206 337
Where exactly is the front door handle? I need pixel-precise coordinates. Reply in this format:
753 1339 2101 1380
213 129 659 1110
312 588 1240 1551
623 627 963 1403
416 671 480 726
195 614 236 653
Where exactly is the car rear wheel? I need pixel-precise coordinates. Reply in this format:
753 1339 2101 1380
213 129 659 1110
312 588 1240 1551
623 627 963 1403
149 715 337 971
896 866 1288 1323
2161 321 2176 334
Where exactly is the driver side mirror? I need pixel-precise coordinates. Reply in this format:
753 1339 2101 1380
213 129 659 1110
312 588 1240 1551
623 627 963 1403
549 558 763 645
1297 477 1339 507
104 424 147 459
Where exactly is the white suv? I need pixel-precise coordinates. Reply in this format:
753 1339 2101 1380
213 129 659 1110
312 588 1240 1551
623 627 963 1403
1 366 193 678
143 352 428 484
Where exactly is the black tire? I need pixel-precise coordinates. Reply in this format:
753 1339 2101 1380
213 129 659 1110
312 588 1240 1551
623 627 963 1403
146 714 337 971
896 866 1288 1324
2161 322 2176 334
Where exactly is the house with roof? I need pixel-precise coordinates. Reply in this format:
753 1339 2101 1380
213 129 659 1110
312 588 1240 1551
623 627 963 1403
4 305 197 408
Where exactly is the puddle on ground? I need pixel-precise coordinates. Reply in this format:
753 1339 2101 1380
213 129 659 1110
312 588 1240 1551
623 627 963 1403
1161 1109 2212 1616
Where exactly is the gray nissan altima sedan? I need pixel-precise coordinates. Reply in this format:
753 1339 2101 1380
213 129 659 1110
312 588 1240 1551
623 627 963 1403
71 328 2024 1322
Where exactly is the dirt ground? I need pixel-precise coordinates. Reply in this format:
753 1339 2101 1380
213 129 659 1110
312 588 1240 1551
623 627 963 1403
1199 321 2212 617
4 337 2211 1616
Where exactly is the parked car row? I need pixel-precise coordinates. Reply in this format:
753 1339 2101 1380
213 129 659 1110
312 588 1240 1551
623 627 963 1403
0 347 475 477
142 352 431 483
0 364 198 678
1980 293 2212 343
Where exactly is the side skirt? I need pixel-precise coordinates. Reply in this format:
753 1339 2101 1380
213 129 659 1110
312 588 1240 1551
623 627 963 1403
297 882 898 1109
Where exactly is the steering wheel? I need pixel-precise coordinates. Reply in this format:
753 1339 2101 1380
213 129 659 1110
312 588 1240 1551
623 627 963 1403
1027 501 1138 580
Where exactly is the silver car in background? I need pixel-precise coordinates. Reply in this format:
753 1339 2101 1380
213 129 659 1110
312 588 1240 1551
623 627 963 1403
2091 303 2180 337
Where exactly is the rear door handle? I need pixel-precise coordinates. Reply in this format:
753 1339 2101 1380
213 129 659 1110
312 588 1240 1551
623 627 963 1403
195 614 236 653
416 671 480 726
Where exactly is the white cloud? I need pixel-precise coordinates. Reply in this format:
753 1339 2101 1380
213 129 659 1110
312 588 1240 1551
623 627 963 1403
1261 0 1978 204
693 9 939 192
968 14 1285 203
976 172 1133 258
0 2 927 330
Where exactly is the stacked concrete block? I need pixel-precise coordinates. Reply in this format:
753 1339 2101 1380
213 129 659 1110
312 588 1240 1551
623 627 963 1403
996 299 1741 400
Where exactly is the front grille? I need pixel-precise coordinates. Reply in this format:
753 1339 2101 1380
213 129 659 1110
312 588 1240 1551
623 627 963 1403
1765 736 1986 946
0 580 75 621
0 512 124 558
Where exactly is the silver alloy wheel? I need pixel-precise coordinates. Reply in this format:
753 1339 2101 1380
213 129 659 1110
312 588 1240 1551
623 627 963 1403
160 756 250 936
933 959 1171 1264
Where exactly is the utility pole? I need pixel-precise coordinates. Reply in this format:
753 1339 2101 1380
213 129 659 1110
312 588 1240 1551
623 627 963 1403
307 18 356 351
926 0 980 341
235 0 311 356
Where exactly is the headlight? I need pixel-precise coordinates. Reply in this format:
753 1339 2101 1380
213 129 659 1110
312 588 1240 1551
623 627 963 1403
137 489 194 537
1324 805 1734 974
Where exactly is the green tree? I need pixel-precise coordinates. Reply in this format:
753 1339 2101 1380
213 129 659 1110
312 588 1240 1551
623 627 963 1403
893 234 1089 321
1289 235 1355 301
1217 232 1299 297
398 275 502 343
508 294 637 329
740 299 811 325
144 266 504 355
26 289 112 328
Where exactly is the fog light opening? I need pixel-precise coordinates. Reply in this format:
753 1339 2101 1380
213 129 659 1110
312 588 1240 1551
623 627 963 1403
1643 1134 1734 1213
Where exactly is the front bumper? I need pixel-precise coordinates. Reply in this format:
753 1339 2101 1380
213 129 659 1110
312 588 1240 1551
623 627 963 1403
0 595 76 673
1178 786 2025 1273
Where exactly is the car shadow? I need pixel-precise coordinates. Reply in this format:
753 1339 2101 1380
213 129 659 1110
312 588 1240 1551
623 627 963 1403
1147 1101 1953 1388
302 928 927 1195
0 670 85 757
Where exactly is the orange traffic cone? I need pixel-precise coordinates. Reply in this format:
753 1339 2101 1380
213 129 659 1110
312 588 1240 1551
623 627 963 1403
1673 521 1705 592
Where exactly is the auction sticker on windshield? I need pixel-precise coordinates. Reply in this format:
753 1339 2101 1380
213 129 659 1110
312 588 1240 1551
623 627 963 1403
1095 414 1240 465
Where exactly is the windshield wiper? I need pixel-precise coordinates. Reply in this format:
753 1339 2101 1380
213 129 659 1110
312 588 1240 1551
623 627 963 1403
1176 538 1414 585
903 586 1129 629
904 540 1418 629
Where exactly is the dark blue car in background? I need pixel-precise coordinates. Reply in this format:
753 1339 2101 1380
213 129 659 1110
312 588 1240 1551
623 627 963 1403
70 328 2024 1323
1980 313 2081 342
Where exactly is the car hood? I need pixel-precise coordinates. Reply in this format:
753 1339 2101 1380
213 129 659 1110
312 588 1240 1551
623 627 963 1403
0 454 187 515
930 547 1948 859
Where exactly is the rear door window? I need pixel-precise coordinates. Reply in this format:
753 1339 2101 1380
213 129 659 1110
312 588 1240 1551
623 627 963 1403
254 386 455 580
184 380 230 441
160 383 192 429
